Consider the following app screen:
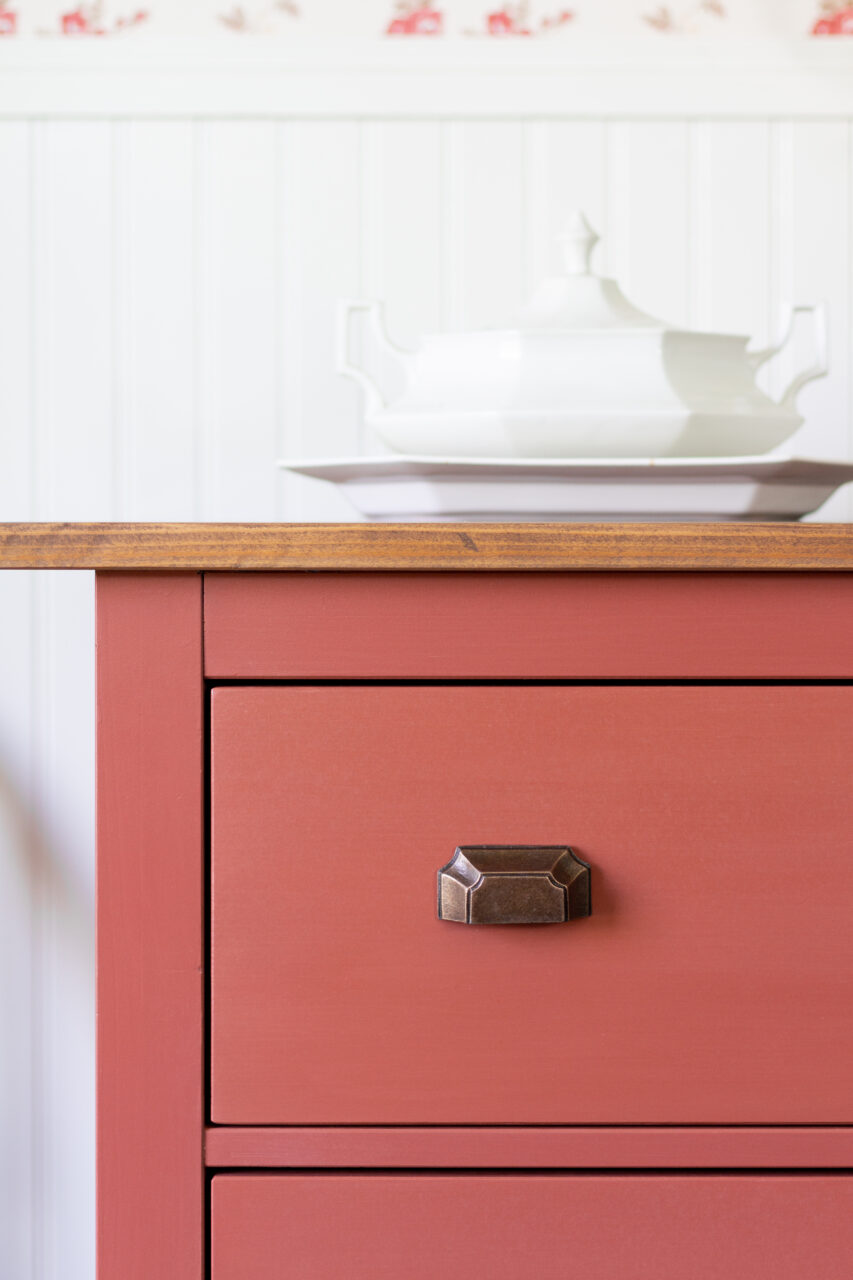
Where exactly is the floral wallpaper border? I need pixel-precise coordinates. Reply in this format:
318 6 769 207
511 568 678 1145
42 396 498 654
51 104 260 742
0 0 844 40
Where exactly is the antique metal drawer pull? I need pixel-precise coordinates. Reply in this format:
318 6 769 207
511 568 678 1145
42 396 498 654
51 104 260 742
437 845 591 925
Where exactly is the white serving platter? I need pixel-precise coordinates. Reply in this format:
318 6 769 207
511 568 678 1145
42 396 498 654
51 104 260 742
278 454 853 522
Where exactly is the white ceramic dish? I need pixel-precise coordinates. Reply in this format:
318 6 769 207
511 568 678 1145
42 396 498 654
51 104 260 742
337 212 828 460
279 454 853 522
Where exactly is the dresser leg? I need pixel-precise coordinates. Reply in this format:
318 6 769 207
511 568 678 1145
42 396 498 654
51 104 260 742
97 572 205 1280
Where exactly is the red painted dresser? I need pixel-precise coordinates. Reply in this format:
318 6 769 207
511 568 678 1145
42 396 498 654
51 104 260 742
5 521 853 1279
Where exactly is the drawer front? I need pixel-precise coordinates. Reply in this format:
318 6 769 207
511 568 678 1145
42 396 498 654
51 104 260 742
211 685 853 1124
211 1174 853 1280
204 571 853 680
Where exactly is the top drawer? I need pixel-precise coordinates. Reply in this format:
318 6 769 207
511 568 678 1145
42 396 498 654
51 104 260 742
203 571 853 680
211 683 853 1126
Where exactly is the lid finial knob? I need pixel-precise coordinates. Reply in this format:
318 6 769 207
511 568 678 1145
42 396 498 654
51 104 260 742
558 211 599 277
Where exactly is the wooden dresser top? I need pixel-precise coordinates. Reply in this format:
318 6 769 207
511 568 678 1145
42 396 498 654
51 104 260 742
1 522 853 571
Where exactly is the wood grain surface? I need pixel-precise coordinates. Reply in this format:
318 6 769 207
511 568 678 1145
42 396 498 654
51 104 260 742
3 521 853 570
204 1126 853 1169
97 574 205 1280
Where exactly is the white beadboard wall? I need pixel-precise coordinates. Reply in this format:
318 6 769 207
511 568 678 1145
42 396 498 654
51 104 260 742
2 56 853 1279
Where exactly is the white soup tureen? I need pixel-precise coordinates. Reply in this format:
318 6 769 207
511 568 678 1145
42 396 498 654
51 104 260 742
336 212 827 459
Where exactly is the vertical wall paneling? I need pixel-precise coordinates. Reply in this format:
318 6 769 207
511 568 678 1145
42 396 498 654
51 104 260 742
766 121 797 408
119 123 196 519
361 122 443 346
274 121 306 519
0 119 34 1280
198 122 278 521
33 122 116 521
606 122 691 328
275 121 362 521
31 121 110 1280
0 122 33 517
193 121 210 522
359 121 443 415
0 572 34 1280
691 122 771 341
31 119 108 1280
32 570 95 1280
687 121 712 333
444 122 526 332
786 123 851 519
440 121 461 331
524 122 609 293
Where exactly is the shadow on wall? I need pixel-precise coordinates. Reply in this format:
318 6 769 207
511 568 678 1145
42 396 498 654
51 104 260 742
0 751 95 1280
0 746 95 973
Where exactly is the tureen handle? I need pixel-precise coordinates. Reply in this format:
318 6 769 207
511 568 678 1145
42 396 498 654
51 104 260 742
336 300 410 417
747 303 829 410
778 302 829 409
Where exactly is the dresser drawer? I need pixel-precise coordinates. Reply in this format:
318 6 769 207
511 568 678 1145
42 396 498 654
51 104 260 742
211 1174 853 1280
211 684 853 1124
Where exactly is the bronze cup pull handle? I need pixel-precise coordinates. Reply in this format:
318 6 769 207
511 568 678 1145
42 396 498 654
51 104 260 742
437 845 591 925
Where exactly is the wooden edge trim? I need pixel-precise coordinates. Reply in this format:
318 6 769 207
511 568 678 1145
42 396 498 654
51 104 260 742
97 573 205 1280
204 1126 853 1169
4 521 853 570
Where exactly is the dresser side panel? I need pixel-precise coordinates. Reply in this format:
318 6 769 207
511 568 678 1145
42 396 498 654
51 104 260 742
97 573 204 1280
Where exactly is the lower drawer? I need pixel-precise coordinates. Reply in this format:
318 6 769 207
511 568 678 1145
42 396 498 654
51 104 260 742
212 1173 853 1279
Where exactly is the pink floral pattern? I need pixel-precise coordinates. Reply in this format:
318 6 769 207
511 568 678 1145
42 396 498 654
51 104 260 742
0 0 837 40
643 0 723 30
386 0 573 35
484 4 534 34
54 2 148 34
468 2 573 35
813 1 853 33
219 0 300 31
386 2 444 34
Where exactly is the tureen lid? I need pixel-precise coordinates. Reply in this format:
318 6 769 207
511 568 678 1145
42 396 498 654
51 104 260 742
518 211 666 332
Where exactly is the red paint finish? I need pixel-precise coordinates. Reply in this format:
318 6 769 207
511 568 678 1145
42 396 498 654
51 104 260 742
204 1125 853 1169
212 1174 853 1280
212 685 853 1123
203 570 853 679
97 574 204 1280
